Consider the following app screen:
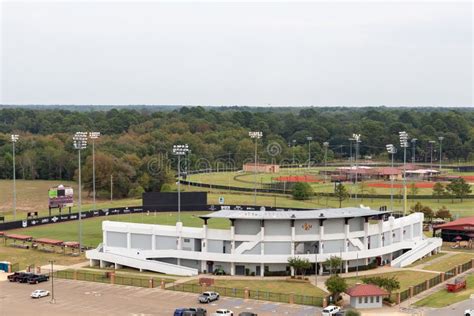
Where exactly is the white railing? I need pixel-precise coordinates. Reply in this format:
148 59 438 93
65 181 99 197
390 238 442 268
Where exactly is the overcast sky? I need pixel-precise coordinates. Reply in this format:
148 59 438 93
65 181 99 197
1 1 472 106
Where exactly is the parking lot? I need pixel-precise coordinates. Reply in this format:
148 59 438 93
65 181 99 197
0 279 320 315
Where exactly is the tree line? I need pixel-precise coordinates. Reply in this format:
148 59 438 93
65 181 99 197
0 107 473 197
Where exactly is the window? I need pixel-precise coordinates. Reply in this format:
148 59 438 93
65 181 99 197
376 296 380 303
183 238 190 243
370 296 374 303
358 297 362 304
364 297 368 303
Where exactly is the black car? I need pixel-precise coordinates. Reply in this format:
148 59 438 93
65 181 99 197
27 274 49 284
17 273 36 283
7 272 26 282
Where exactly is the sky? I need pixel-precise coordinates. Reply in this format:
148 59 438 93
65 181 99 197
0 1 472 106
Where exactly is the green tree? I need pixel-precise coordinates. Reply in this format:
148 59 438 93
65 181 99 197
435 206 452 220
345 310 361 316
323 256 343 275
287 257 311 277
446 178 472 202
334 183 349 208
362 276 400 298
432 182 445 202
409 183 419 197
292 182 314 200
325 275 347 302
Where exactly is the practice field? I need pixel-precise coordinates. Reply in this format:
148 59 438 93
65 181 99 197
6 212 229 247
422 253 474 272
344 270 437 292
414 273 474 308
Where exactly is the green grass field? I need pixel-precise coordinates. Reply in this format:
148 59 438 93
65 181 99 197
422 253 474 272
406 252 447 268
185 278 328 297
414 273 474 308
6 212 229 247
344 270 437 292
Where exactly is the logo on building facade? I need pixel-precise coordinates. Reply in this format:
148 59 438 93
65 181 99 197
302 223 313 231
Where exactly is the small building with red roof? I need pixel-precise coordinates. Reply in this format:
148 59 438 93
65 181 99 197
345 283 388 309
433 217 474 242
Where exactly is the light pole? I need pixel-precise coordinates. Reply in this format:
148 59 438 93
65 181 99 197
89 132 100 211
307 136 313 169
348 137 355 199
11 134 19 220
399 131 409 215
438 136 444 171
386 144 397 212
172 144 189 222
352 134 361 200
49 260 55 303
73 132 88 251
411 138 417 164
249 132 262 206
429 140 435 170
323 142 329 182
292 139 296 166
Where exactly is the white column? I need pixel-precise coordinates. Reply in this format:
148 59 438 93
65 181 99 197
345 261 348 273
151 232 156 251
363 218 369 250
291 221 295 256
127 232 131 249
378 220 383 248
176 222 183 266
201 221 208 273
103 229 108 252
260 220 265 277
319 220 325 254
344 220 350 252
231 262 235 276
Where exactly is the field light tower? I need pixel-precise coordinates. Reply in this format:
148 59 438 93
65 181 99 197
306 136 313 169
386 144 397 212
428 140 436 171
352 134 361 200
438 136 444 171
11 134 19 220
249 131 262 206
88 132 100 211
348 137 355 199
73 132 88 251
323 142 329 182
399 131 409 215
172 144 189 222
292 139 296 165
411 138 417 163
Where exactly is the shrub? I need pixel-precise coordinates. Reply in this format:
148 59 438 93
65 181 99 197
292 182 314 200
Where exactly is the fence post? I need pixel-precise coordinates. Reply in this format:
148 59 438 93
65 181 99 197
73 270 78 280
148 279 153 288
201 283 207 293
322 297 328 308
160 279 165 289
36 266 41 274
110 272 115 285
7 263 11 273
396 292 401 305
244 287 249 300
440 272 445 282
471 259 474 269
289 292 294 304
425 279 430 289
409 286 414 298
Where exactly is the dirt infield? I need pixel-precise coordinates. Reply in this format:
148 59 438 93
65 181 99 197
274 175 322 183
367 182 436 189
461 175 474 182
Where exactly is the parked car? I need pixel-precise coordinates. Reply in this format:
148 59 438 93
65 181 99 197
238 313 257 316
28 274 49 284
8 272 26 282
322 305 341 316
173 308 207 316
198 291 219 303
31 289 50 299
18 273 36 283
465 310 473 316
334 311 345 316
213 266 226 275
212 309 233 316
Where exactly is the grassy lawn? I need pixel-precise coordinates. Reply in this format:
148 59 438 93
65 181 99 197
344 270 437 292
442 242 474 253
185 278 327 297
0 243 86 270
74 268 177 283
6 211 229 247
422 253 474 272
414 273 474 308
406 252 447 268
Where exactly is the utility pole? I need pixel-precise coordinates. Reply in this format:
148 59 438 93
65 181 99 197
172 144 189 222
110 174 113 201
352 134 361 200
89 132 100 211
323 142 329 182
399 131 409 215
411 138 417 164
49 260 55 304
307 136 312 169
249 132 262 206
73 132 87 252
11 134 19 220
429 140 435 171
386 144 397 212
438 136 444 171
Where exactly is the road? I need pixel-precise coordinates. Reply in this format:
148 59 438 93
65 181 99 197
0 278 320 316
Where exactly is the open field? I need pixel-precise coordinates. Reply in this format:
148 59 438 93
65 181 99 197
422 253 474 272
406 252 447 268
414 273 474 308
185 278 328 297
6 212 229 247
344 270 437 292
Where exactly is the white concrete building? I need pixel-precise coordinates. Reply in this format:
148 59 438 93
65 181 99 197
86 207 442 276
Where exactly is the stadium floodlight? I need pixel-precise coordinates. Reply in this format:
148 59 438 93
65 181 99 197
173 144 189 222
399 131 409 215
411 138 417 163
386 144 397 211
307 136 313 169
428 140 436 171
348 137 355 199
88 132 101 211
292 139 296 165
73 132 88 252
249 132 263 206
352 134 361 200
11 134 19 220
323 142 329 182
438 136 444 171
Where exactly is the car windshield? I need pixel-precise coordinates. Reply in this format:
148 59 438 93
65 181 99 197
202 293 209 296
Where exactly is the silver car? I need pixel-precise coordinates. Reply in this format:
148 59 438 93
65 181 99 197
198 291 219 303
